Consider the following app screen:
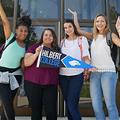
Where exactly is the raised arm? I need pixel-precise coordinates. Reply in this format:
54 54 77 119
68 8 93 40
0 2 11 40
115 16 120 37
111 16 120 47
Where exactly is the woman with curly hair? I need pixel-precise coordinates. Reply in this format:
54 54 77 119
0 2 31 120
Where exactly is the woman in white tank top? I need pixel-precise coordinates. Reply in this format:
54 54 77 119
69 9 120 120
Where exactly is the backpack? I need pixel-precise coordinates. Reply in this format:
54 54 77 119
0 35 16 59
106 31 120 70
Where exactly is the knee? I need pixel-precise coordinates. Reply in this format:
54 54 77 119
107 104 117 112
92 102 102 113
67 99 77 111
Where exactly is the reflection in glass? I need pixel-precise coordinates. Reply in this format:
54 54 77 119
65 0 105 19
31 26 55 41
19 0 60 19
109 0 120 20
1 0 14 17
26 26 55 49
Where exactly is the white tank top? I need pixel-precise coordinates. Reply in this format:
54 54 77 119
91 35 115 72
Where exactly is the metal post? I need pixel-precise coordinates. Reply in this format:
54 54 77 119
13 0 18 32
58 0 65 117
105 0 111 29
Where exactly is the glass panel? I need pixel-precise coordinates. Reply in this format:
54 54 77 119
79 27 92 100
65 0 105 19
81 27 93 42
30 25 55 41
19 0 60 19
1 0 14 17
109 0 120 20
0 99 1 106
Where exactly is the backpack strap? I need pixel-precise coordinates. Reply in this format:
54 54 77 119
3 35 16 50
106 31 119 71
0 35 16 59
106 31 113 48
78 36 83 59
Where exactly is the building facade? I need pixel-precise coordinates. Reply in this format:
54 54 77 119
0 0 120 117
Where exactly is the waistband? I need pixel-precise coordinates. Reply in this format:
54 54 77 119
0 66 20 72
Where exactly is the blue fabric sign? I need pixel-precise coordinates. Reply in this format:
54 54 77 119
37 46 94 68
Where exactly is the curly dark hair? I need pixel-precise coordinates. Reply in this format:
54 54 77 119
16 15 32 29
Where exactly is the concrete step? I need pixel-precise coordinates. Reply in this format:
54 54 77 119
15 116 120 120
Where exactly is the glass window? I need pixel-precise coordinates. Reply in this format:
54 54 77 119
19 0 60 19
30 25 55 41
65 0 105 19
26 25 56 48
1 0 14 17
109 0 120 20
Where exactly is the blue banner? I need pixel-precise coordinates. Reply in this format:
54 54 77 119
37 46 94 68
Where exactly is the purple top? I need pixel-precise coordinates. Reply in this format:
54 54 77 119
24 43 59 85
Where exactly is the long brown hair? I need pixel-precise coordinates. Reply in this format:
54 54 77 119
93 14 110 40
64 19 80 39
39 28 60 51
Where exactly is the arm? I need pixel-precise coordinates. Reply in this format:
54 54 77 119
111 17 120 47
112 33 120 47
68 8 93 40
24 46 42 67
115 16 120 37
0 2 11 40
82 56 91 80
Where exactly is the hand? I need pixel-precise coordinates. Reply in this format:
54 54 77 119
35 45 43 56
115 16 120 31
68 8 77 16
83 69 90 81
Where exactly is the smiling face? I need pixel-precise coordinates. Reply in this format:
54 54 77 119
16 25 28 42
64 22 75 36
42 30 54 47
95 16 107 33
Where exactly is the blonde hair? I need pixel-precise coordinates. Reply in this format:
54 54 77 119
93 14 110 40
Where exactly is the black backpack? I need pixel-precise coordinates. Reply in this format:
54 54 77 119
106 31 120 71
0 35 16 59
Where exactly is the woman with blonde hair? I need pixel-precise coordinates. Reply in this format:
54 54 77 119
69 9 120 120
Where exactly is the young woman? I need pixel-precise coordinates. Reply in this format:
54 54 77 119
69 9 120 120
0 2 31 120
59 19 90 120
24 28 60 120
